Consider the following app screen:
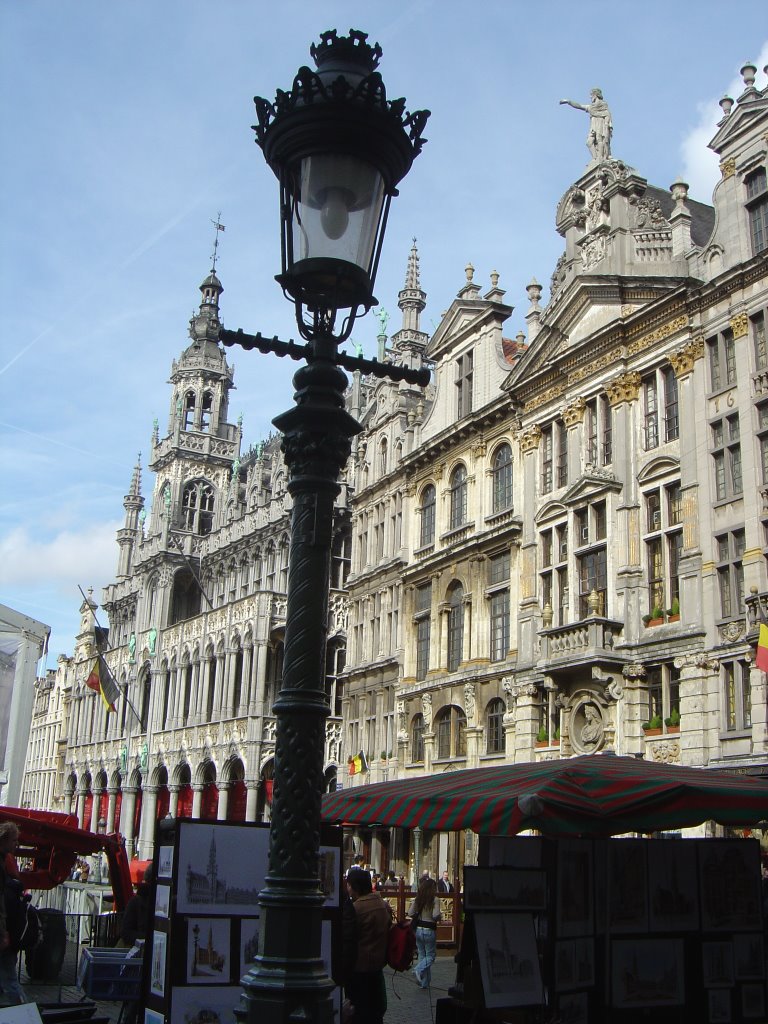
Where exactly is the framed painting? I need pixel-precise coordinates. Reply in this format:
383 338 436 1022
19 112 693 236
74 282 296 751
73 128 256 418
610 938 685 1008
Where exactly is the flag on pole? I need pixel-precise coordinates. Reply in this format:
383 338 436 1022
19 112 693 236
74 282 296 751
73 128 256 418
348 751 369 776
85 655 120 712
756 623 768 672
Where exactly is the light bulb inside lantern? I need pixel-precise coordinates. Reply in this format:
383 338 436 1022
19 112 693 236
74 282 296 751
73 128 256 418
320 188 351 240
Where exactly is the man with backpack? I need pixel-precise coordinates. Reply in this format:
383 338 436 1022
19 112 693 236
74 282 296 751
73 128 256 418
0 822 27 1005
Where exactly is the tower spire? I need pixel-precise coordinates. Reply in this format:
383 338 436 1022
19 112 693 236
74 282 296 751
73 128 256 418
210 214 225 273
395 238 426 337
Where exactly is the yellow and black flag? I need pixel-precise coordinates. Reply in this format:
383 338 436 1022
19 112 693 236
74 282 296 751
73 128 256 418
85 655 120 712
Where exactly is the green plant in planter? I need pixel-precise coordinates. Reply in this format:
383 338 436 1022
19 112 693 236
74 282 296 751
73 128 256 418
651 604 664 620
642 613 653 626
641 721 651 731
665 707 681 727
648 714 663 729
536 725 549 743
554 727 561 740
667 597 680 617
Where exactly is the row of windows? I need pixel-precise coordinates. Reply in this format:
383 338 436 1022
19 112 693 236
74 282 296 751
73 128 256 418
418 443 513 548
410 698 507 760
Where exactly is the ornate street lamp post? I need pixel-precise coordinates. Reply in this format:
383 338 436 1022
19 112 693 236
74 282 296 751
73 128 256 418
223 30 429 1024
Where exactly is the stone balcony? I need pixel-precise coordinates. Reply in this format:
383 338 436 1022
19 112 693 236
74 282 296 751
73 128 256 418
539 615 625 669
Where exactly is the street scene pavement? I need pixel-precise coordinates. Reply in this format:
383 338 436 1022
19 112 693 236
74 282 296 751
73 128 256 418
22 953 458 1024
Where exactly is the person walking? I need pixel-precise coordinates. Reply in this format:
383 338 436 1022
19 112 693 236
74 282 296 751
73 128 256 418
345 867 391 1024
0 823 27 1006
408 875 441 989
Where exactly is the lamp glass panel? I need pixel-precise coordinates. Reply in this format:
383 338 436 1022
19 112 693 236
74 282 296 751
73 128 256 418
292 154 386 272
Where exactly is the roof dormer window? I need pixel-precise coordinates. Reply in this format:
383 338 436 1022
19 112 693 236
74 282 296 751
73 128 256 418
745 167 767 255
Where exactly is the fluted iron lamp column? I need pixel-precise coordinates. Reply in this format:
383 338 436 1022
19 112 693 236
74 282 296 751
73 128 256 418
224 29 429 1024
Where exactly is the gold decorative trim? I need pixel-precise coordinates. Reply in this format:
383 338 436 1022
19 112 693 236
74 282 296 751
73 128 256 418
669 336 705 378
627 315 689 356
569 348 622 385
519 425 543 453
524 382 567 413
730 312 749 339
605 371 642 406
720 157 736 179
561 397 587 427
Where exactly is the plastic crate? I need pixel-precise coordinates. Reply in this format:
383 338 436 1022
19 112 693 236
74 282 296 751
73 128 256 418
78 947 143 1000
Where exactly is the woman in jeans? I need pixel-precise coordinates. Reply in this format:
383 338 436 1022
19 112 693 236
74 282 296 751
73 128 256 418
407 876 442 989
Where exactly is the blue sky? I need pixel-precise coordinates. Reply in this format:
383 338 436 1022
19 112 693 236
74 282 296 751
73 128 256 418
1 0 766 665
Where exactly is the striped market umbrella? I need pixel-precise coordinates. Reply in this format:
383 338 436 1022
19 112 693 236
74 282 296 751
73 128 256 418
321 754 768 836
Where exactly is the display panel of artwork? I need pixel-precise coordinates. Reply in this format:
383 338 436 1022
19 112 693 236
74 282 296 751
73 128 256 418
555 938 594 991
734 933 765 980
647 839 699 932
557 991 589 1024
240 919 259 980
170 985 242 1024
699 841 762 932
155 884 171 919
741 983 766 1019
186 917 231 984
610 938 685 1008
556 840 593 937
158 845 174 879
144 1012 164 1024
702 941 735 987
319 846 340 907
464 867 546 912
150 930 168 998
608 840 648 933
708 988 732 1023
483 836 544 868
176 821 269 916
474 912 543 1008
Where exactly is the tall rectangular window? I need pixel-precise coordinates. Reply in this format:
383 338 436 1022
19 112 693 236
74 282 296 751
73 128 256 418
644 376 659 449
643 484 683 615
708 329 737 392
585 396 613 466
753 311 767 371
716 529 745 619
488 551 511 662
541 427 553 493
578 547 607 618
711 414 742 500
746 167 768 255
724 660 752 732
414 583 431 681
663 366 679 441
456 351 473 418
556 419 568 487
757 402 768 484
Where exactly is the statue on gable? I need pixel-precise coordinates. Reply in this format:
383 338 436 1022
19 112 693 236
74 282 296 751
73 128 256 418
560 88 613 163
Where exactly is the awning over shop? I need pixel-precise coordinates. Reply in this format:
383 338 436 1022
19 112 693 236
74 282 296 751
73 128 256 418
321 754 768 837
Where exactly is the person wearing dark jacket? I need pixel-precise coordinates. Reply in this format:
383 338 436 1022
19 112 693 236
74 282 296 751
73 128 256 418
0 823 26 1006
345 868 391 1024
121 863 154 946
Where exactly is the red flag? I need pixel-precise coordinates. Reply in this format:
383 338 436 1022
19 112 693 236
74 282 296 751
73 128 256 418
756 624 768 673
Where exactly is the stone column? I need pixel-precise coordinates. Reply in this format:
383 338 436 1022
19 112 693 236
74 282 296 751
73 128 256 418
139 785 159 859
191 783 204 819
213 653 226 715
511 684 540 760
76 787 87 829
620 663 648 750
561 398 586 480
168 785 180 819
674 652 720 765
197 657 213 723
245 780 260 822
121 788 137 855
221 649 235 717
241 644 254 717
217 783 230 821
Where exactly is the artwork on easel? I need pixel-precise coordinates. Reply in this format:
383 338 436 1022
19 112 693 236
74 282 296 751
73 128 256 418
647 839 699 932
155 884 170 919
555 938 594 991
607 840 648 933
702 941 735 987
708 988 732 1023
170 985 243 1024
557 990 589 1024
186 917 231 984
474 912 543 1008
177 822 268 916
699 841 762 932
556 840 593 937
610 938 685 1008
734 933 765 980
150 930 167 998
464 867 546 912
158 845 173 879
319 846 340 907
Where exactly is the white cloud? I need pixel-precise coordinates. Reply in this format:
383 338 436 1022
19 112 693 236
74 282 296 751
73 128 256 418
0 521 120 587
681 45 768 203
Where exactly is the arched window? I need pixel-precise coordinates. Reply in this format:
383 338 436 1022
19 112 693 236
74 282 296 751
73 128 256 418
435 705 467 759
265 543 276 590
325 639 346 717
492 443 513 513
411 714 425 762
183 391 196 431
379 438 388 475
486 698 506 754
138 664 151 731
182 480 215 535
447 583 464 671
449 465 468 529
200 391 213 432
420 484 436 548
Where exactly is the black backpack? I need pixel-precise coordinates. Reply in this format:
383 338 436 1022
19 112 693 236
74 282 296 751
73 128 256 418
5 877 40 953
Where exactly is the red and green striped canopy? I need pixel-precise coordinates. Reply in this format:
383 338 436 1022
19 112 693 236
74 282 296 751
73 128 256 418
322 755 768 836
